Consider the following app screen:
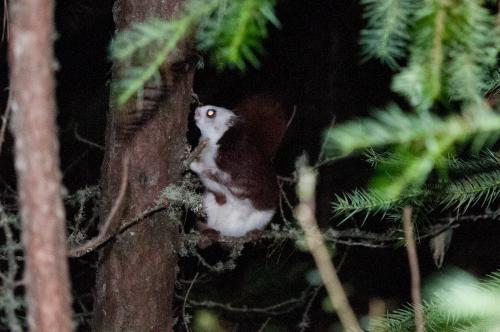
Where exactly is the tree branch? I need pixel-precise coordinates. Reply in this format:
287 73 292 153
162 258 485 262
68 153 130 257
294 161 362 332
0 91 11 157
175 286 313 316
402 207 425 332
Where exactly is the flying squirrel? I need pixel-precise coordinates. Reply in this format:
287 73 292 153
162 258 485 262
190 95 289 237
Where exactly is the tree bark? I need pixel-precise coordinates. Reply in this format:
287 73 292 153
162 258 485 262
8 0 73 331
93 1 194 330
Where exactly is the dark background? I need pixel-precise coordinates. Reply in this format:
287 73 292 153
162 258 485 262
1 0 500 330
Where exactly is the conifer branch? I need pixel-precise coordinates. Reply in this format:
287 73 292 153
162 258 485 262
372 269 500 331
359 0 414 69
111 0 279 104
440 170 500 211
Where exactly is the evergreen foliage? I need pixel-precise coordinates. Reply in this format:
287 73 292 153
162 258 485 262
440 170 500 211
327 104 500 200
359 0 415 69
335 1 500 328
110 0 278 105
371 269 500 331
328 0 500 208
197 0 280 70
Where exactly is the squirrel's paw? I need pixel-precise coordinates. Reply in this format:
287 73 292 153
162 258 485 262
190 160 203 174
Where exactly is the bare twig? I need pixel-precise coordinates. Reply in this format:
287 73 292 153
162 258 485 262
402 207 425 332
179 219 458 249
286 105 297 129
184 139 208 169
74 124 104 150
294 161 362 332
2 0 8 42
69 198 169 257
182 272 198 332
0 91 11 156
298 286 321 332
63 150 90 177
175 286 313 316
436 210 500 223
277 177 294 225
68 153 130 257
257 317 272 332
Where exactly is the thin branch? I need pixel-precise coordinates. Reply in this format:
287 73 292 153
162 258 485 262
184 138 208 169
294 161 362 332
402 207 425 332
286 105 297 129
68 152 130 257
1 0 8 42
0 90 11 156
257 317 272 332
277 177 294 225
63 150 90 177
436 210 500 223
69 198 170 257
298 285 321 332
182 272 198 332
74 124 104 150
175 286 313 316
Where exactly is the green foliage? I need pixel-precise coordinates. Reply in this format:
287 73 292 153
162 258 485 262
332 188 422 223
371 269 500 331
327 0 500 213
110 0 279 105
447 150 500 175
391 0 498 109
440 170 500 211
326 104 500 200
359 0 416 69
333 150 500 219
197 0 279 70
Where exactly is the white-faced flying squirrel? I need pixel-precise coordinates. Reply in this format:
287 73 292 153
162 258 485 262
190 95 288 237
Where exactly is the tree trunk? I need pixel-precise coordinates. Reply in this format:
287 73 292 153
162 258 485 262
8 0 73 331
93 1 194 330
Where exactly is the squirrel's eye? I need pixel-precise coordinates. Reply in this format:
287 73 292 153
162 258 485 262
206 109 216 118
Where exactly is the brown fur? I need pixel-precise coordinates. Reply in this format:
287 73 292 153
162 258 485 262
216 118 280 211
208 190 227 205
232 95 288 161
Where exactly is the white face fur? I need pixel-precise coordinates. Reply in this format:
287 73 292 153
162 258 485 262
194 105 237 143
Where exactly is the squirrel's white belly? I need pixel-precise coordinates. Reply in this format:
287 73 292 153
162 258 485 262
204 192 275 237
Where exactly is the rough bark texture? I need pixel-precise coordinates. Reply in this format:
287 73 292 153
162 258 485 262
8 0 73 331
93 1 194 330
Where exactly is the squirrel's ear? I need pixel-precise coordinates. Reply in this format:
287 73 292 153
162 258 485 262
227 114 239 128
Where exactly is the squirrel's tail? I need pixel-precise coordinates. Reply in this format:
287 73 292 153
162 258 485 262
233 94 289 161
